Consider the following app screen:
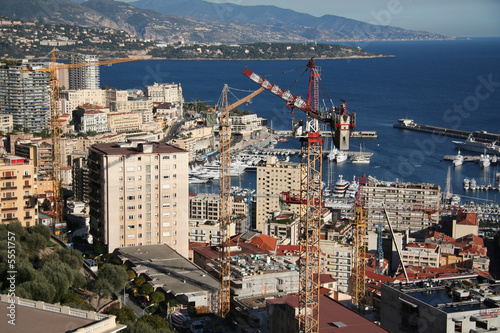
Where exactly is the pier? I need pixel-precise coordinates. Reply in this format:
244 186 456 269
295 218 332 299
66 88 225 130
394 119 500 143
273 129 377 138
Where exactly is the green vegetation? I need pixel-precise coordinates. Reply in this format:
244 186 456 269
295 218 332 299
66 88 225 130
0 223 88 307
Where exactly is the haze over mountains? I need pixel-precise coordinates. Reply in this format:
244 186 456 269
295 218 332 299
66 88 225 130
0 0 451 43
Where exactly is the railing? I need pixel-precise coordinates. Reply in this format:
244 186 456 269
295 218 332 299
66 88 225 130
1 197 17 201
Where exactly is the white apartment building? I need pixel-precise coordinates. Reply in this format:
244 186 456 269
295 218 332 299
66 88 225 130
88 141 189 257
60 89 127 114
146 82 184 105
256 156 301 232
69 54 100 90
401 242 441 268
0 114 13 133
81 111 108 133
107 112 143 133
0 60 50 132
230 113 264 137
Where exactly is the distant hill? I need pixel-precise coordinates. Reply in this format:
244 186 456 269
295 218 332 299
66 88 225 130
131 0 450 41
0 0 451 44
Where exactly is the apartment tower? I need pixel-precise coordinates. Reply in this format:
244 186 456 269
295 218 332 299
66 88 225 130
88 141 189 256
69 54 100 90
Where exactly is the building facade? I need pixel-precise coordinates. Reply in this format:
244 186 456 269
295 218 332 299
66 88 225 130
88 141 189 257
0 60 50 132
69 54 100 90
256 156 301 232
0 155 37 227
146 82 184 105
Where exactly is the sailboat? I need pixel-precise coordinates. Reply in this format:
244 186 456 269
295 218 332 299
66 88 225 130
351 144 370 164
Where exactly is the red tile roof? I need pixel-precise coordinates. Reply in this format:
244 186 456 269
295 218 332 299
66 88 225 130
276 245 300 257
456 212 478 226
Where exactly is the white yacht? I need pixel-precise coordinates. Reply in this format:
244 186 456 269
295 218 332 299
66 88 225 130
479 152 491 168
335 150 348 162
470 178 477 191
328 145 339 161
453 150 464 167
333 175 349 197
463 178 470 191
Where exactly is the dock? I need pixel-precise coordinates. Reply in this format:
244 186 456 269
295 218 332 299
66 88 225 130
443 155 479 162
394 119 499 143
273 129 377 139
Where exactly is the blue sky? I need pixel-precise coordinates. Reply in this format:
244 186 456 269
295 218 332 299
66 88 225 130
203 0 500 37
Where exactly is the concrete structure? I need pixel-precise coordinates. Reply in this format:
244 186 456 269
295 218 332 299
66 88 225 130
0 295 125 333
0 155 36 227
363 178 441 234
192 241 297 298
88 141 189 257
256 156 301 232
266 293 388 333
14 139 52 177
69 53 100 90
380 276 500 333
0 60 50 132
230 113 265 139
116 244 219 313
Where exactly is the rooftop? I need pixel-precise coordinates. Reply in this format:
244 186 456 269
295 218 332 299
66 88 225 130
116 244 219 295
90 141 187 155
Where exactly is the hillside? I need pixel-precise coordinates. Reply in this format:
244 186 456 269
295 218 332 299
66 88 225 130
0 0 452 44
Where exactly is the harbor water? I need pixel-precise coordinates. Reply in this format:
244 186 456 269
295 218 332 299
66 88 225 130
101 38 500 203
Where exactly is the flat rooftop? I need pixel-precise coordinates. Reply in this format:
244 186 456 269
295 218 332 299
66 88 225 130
116 244 219 295
90 141 186 156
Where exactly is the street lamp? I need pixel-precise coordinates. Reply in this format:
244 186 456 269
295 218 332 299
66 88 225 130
142 303 155 316
123 279 134 305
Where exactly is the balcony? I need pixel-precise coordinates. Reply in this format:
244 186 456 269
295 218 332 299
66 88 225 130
2 207 18 212
1 197 17 201
23 185 31 189
0 176 17 180
1 186 17 190
23 174 31 179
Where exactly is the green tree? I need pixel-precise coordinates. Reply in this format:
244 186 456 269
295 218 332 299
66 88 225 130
29 224 51 242
41 261 74 302
140 283 154 295
57 247 84 269
138 314 169 330
134 275 146 288
150 291 165 304
17 280 56 303
127 270 136 280
107 306 137 324
25 233 47 253
97 264 128 293
122 320 171 333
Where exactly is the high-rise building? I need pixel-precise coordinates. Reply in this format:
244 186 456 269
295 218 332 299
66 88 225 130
0 60 50 132
0 155 37 227
69 54 100 90
88 141 189 256
255 156 300 232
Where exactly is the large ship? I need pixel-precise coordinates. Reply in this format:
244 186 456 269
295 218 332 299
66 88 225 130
452 135 500 155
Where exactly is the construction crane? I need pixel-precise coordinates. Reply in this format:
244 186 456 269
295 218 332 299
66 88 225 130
218 85 265 318
22 49 140 234
352 175 368 310
244 58 354 333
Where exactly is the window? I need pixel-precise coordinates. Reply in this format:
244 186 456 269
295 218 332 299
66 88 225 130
128 215 135 220
120 225 123 230
126 166 135 171
127 176 135 181
162 156 169 160
163 231 170 237
127 186 135 191
127 196 135 200
163 175 170 179
127 225 135 229
162 203 170 208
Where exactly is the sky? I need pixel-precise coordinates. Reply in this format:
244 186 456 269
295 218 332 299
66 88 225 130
202 0 500 37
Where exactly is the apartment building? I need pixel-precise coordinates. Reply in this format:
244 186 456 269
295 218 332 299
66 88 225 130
107 112 143 133
230 113 264 139
401 242 441 268
0 155 37 227
256 156 301 232
88 141 189 256
0 60 50 132
146 82 184 105
0 114 13 133
69 54 100 90
321 241 353 293
189 192 247 236
14 139 52 176
363 178 441 233
60 89 127 114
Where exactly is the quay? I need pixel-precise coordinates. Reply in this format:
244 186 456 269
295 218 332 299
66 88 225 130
394 119 499 143
273 129 377 138
443 155 479 162
255 147 374 158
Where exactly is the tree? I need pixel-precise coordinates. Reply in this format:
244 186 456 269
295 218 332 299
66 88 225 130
127 270 136 280
140 283 154 295
150 291 165 304
17 280 56 303
41 261 74 302
122 320 172 333
25 233 47 253
29 224 51 242
107 306 137 324
58 247 84 269
97 264 128 293
134 275 146 288
138 314 169 330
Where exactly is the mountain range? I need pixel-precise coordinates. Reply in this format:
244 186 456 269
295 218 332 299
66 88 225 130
0 0 451 43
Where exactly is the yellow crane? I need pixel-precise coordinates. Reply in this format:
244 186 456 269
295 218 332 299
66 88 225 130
22 49 140 233
218 85 264 318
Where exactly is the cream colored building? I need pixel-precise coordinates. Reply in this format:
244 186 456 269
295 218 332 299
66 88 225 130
88 141 189 257
0 114 13 133
256 156 301 232
107 112 143 133
401 242 441 268
59 89 127 114
321 241 353 293
363 178 441 233
146 82 184 105
0 155 37 227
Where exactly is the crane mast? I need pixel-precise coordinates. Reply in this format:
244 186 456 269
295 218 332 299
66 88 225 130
244 59 352 333
218 85 265 318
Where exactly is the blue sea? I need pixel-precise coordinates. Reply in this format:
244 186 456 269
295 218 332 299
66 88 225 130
101 38 500 203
